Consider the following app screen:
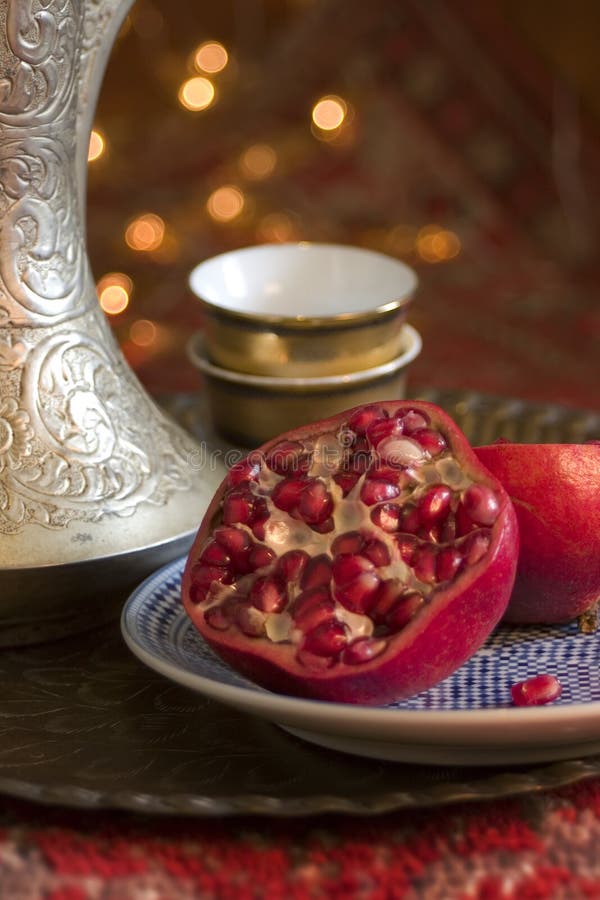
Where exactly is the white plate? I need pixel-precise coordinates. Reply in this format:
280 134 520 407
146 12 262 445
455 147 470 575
121 557 600 766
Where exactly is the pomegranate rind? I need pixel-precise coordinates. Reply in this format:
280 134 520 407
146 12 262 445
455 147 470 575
183 402 519 705
475 443 600 624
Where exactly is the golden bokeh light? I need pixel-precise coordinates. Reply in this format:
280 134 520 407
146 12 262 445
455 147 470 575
97 272 132 316
178 76 215 111
207 185 245 222
125 213 165 251
257 212 296 243
311 95 347 131
416 226 461 263
240 143 277 180
194 41 228 74
88 129 105 162
130 318 157 347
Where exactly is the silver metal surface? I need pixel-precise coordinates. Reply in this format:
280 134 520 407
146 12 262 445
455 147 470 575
0 1 223 644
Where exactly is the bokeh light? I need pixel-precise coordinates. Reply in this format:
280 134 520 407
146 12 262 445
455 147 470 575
125 213 165 251
416 225 461 263
178 76 215 111
207 185 245 222
88 129 105 162
194 41 228 74
130 318 157 347
97 272 133 315
311 95 347 131
240 143 277 180
257 212 297 243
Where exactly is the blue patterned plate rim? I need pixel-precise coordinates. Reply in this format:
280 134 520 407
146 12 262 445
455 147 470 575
121 557 600 747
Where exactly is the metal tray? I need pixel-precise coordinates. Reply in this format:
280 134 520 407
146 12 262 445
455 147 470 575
0 388 598 816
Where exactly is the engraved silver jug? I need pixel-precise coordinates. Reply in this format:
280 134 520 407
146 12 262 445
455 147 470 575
0 0 222 644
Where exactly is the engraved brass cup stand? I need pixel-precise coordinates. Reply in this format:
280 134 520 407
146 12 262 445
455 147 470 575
0 0 223 644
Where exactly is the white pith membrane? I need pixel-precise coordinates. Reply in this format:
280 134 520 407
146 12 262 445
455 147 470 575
189 408 499 670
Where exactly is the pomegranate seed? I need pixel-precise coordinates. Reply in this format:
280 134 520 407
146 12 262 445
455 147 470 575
386 592 425 631
418 485 453 525
400 410 429 433
293 587 335 631
271 477 307 513
204 605 231 631
411 428 447 456
214 526 251 554
363 537 390 567
332 553 375 586
334 471 360 496
371 503 402 533
463 530 491 565
346 405 388 435
222 491 254 525
298 479 333 525
227 455 262 487
248 544 276 571
398 505 421 534
366 416 404 448
191 564 233 594
436 547 463 582
439 516 457 543
302 620 349 657
360 479 401 506
413 546 437 584
266 440 312 475
301 554 333 589
349 442 371 473
199 541 230 566
311 516 335 534
335 572 381 614
249 576 287 613
396 534 417 564
511 674 562 707
276 549 310 582
252 516 268 541
235 603 265 637
367 464 409 486
371 579 403 621
342 637 387 666
461 484 500 526
377 437 425 467
331 531 364 556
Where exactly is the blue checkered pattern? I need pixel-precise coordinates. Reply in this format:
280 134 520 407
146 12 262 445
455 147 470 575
123 558 600 709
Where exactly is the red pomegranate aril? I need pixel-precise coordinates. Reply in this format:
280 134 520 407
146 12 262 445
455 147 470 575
463 530 491 565
248 544 276 571
293 588 335 631
366 463 408 484
266 440 312 475
332 553 375 586
191 563 233 596
461 484 500 527
298 479 334 525
335 572 381 614
371 502 402 532
413 546 437 584
360 479 401 506
302 620 349 657
396 534 417 564
347 405 388 435
386 592 425 632
436 547 463 582
271 477 307 513
371 579 403 621
301 554 333 589
399 505 421 534
412 428 447 456
342 637 388 666
276 549 310 582
222 491 254 525
331 531 364 556
249 576 287 614
227 455 262 487
363 538 390 567
418 485 453 525
400 410 429 434
366 416 404 448
310 516 335 535
334 471 360 496
199 541 230 566
204 605 232 631
511 674 562 707
214 526 251 554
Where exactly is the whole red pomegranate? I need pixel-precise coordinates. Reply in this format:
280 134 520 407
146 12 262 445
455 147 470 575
182 402 518 705
475 442 600 624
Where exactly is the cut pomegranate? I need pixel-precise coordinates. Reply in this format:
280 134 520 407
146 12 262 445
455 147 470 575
511 674 562 707
475 442 600 624
182 401 518 705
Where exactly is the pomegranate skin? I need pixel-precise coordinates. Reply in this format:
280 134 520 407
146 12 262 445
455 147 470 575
183 402 519 705
475 443 600 624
